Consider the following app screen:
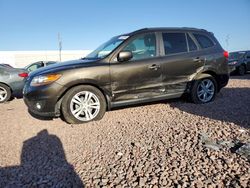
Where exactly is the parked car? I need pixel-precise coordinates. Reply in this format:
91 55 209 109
0 65 28 103
0 64 13 68
228 51 250 75
23 27 229 124
25 61 57 72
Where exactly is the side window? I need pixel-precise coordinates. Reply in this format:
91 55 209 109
187 34 197 51
162 33 187 55
27 64 40 72
193 33 214 49
247 52 250 59
27 64 37 72
123 33 156 61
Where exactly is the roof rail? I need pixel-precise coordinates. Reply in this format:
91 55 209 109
181 27 207 32
132 28 149 33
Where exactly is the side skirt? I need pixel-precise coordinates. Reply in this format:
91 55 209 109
110 92 184 109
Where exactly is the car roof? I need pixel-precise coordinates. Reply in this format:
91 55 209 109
126 27 209 36
230 50 250 53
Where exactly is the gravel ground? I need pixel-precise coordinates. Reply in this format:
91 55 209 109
0 74 250 187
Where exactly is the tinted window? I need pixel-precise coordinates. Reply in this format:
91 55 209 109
124 33 156 60
246 52 250 58
162 33 187 55
229 52 246 60
193 33 214 49
27 63 43 72
187 34 197 51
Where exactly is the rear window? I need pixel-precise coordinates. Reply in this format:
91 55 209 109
193 33 214 49
229 52 246 60
162 33 187 55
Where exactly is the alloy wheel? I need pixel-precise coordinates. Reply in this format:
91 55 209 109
70 91 100 121
0 86 8 102
197 79 215 103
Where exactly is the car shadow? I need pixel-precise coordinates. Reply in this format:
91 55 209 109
28 109 54 121
168 87 250 129
230 71 250 80
0 130 84 187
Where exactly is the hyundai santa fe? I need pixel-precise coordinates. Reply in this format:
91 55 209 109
23 28 229 124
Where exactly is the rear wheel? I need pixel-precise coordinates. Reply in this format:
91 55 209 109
61 85 106 124
0 84 11 103
237 65 246 75
190 74 217 104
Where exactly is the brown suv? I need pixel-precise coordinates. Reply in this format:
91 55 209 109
23 28 229 124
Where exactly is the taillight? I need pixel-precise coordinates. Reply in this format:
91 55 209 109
18 73 29 78
223 51 229 59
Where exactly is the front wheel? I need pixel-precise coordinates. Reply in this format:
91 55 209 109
61 85 106 124
190 75 217 104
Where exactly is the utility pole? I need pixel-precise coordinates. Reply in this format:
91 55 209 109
58 32 62 62
225 34 230 51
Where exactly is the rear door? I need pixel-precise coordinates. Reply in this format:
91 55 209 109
110 32 164 103
159 32 204 94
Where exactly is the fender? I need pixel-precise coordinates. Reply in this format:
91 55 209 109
55 78 112 113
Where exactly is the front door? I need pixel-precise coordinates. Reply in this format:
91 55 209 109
110 33 164 103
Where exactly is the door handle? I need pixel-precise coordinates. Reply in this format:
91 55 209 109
148 64 160 70
193 57 205 63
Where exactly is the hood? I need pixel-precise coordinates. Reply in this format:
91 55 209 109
29 59 97 78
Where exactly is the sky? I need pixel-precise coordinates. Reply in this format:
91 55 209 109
0 0 250 52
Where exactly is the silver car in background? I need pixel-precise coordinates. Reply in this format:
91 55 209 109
0 65 28 103
25 61 57 72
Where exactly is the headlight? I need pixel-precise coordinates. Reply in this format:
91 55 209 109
30 74 61 86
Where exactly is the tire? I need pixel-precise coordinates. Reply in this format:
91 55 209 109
61 85 106 124
0 83 11 103
237 65 246 75
189 74 217 104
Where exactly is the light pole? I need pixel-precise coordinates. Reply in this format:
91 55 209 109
225 34 230 51
58 33 62 62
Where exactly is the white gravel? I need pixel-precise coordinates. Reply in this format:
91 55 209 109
0 74 249 187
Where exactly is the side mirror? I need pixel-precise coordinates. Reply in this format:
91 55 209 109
117 51 133 62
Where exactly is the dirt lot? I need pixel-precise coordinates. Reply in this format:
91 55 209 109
0 74 249 187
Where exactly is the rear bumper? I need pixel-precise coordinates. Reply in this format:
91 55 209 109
217 74 229 89
9 80 25 98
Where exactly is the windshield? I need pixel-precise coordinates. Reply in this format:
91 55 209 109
229 52 246 60
85 35 129 59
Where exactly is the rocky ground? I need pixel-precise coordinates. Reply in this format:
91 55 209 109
0 74 249 187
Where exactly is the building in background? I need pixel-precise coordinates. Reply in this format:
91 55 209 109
0 50 91 68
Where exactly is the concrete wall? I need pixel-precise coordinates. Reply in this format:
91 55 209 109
0 50 92 68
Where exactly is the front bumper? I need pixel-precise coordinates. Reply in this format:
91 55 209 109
23 81 66 117
9 80 25 98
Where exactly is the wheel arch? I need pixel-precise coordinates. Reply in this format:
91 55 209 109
55 82 111 115
190 71 220 92
0 82 12 93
